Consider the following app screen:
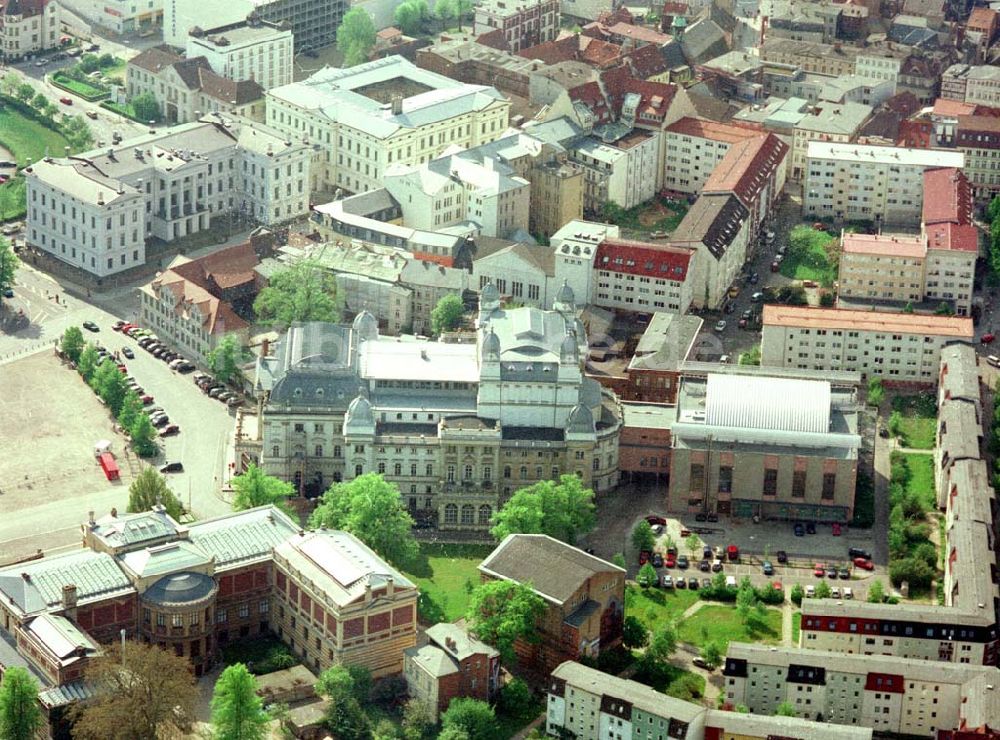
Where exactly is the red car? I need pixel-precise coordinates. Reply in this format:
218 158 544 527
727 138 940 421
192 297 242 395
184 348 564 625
664 554 676 568
982 333 996 344
853 557 875 571
141 394 154 404
645 515 667 527
814 563 826 577
832 523 842 536
638 550 651 566
772 581 783 591
727 544 740 562
158 424 179 437
59 96 72 105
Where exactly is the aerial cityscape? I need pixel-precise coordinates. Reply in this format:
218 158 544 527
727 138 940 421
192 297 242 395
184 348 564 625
0 0 997 736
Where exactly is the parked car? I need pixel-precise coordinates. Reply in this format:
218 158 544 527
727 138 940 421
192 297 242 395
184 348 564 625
82 321 99 332
121 347 134 359
751 291 764 302
843 587 853 599
86 110 98 119
158 461 183 473
638 550 650 565
177 362 196 373
712 558 724 572
141 394 154 404
813 563 826 577
762 560 774 576
727 544 739 562
714 320 727 332
150 415 169 428
770 260 780 272
645 515 667 527
831 587 841 599
853 557 874 570
832 522 842 536
651 552 663 568
793 522 805 537
692 657 712 670
676 555 689 570
805 521 817 534
983 333 996 344
664 553 676 568
209 386 227 399
675 577 687 589
776 550 788 564
159 425 180 438
838 567 851 580
805 584 816 598
688 577 699 590
661 574 674 589
699 559 710 572
827 567 839 579
849 547 872 560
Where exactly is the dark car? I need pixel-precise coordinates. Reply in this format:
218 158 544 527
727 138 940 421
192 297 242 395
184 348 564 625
827 567 839 579
711 559 724 572
849 547 872 560
688 577 699 590
762 560 774 576
692 657 712 670
879 427 890 438
694 512 707 522
699 559 710 572
82 321 99 332
676 555 689 570
675 577 687 589
159 424 180 437
806 521 817 535
651 552 664 568
2 287 13 298
707 513 719 522
839 567 851 580
122 347 134 359
158 461 183 473
702 545 713 560
793 522 805 536
776 550 788 564
645 515 667 527
150 415 170 428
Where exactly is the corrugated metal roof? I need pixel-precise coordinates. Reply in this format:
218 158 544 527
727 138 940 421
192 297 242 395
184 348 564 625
705 373 830 433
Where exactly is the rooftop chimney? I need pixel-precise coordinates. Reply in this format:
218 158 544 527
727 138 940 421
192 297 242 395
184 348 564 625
391 94 403 115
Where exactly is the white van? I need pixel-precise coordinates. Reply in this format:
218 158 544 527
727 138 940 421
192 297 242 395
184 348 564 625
987 355 1000 368
725 575 737 588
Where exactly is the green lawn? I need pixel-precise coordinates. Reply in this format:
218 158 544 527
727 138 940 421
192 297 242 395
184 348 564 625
402 542 493 623
632 660 706 702
626 585 699 629
678 605 782 652
0 103 72 166
604 195 689 235
780 225 838 287
51 73 108 101
221 635 299 675
101 58 128 83
792 612 801 644
892 452 936 511
890 394 937 449
0 177 26 221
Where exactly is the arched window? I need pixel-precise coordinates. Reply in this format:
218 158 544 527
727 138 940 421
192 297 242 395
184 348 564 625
444 504 458 524
355 464 363 476
333 445 341 458
503 466 511 479
272 445 280 457
520 466 528 478
478 504 492 525
461 505 475 525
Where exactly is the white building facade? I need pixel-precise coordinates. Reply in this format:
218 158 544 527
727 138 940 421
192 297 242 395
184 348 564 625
185 17 293 91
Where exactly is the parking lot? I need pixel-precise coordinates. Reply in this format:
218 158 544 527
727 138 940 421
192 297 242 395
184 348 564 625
0 351 137 562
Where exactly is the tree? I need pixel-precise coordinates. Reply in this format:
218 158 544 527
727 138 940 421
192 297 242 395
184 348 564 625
685 533 701 558
441 698 495 739
622 615 649 649
0 236 18 300
935 301 954 316
131 91 161 122
42 100 58 119
776 701 797 717
645 622 678 663
254 259 340 328
309 474 418 567
815 580 832 599
735 580 759 624
127 467 184 520
612 552 626 569
316 664 372 707
231 462 295 514
499 677 534 718
466 579 545 662
637 562 658 587
60 325 85 362
63 115 94 153
430 294 465 334
394 0 429 34
0 667 41 740
903 301 915 313
30 91 47 110
819 292 836 307
207 333 245 385
15 83 33 102
790 583 804 605
93 358 129 414
374 718 401 740
631 520 656 553
211 663 269 740
401 698 435 740
738 344 761 366
130 412 158 457
867 579 885 603
890 556 934 589
71 641 197 740
700 642 723 671
867 376 884 407
323 694 370 740
337 7 377 66
117 389 144 432
988 195 1000 223
490 475 596 545
1 71 19 96
888 410 902 437
437 728 470 740
78 343 99 382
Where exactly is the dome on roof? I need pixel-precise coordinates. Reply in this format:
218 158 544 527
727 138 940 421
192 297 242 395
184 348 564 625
143 571 216 606
481 282 500 306
565 404 595 435
352 310 379 342
482 328 501 361
345 393 374 427
560 332 578 362
556 280 575 306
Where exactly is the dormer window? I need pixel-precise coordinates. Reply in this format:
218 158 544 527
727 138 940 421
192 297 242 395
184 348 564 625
315 388 324 397
293 388 303 398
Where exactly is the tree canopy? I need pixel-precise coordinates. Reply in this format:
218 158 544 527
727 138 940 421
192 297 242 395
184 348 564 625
60 325 85 363
131 91 161 122
393 0 429 34
0 666 42 740
440 698 495 739
231 463 295 514
129 412 158 457
430 294 465 334
127 467 184 520
490 474 596 545
337 7 377 67
71 641 197 740
309 474 418 568
78 343 99 382
466 579 545 662
207 333 245 385
631 520 655 553
210 663 269 740
253 259 341 328
93 358 129 415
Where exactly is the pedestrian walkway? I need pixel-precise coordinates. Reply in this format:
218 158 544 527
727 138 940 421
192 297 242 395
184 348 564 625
781 603 795 646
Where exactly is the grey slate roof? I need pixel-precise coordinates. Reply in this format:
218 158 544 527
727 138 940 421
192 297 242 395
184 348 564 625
187 505 300 569
0 550 134 615
144 571 217 605
425 622 499 662
479 534 624 605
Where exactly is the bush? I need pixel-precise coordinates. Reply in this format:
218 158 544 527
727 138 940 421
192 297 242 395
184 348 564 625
889 556 935 590
790 583 804 606
756 583 784 605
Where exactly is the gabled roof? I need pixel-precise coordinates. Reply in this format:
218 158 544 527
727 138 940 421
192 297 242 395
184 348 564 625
187 506 300 570
479 534 624 605
0 550 134 616
923 167 973 226
128 45 184 74
669 192 749 260
702 133 788 209
594 238 692 281
666 116 761 144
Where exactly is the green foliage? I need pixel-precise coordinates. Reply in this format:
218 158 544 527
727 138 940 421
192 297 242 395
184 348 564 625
435 0 473 29
866 579 884 603
210 663 269 740
490 475 596 544
867 377 884 407
0 236 16 294
0 666 42 740
684 533 700 556
987 195 1000 223
207 333 245 385
127 467 183 520
888 410 902 437
15 83 32 102
935 301 954 316
254 259 340 328
309 474 418 568
776 701 797 717
323 693 371 739
756 583 784 605
890 556 935 590
337 7 377 66
131 91 161 122
637 562 658 588
441 698 495 739
700 641 723 670
790 583 804 605
645 622 679 663
738 344 761 366
62 114 94 153
60 325 85 362
819 291 836 307
781 224 838 286
221 636 298 675
499 678 535 718
30 92 47 110
612 552 626 569
117 389 144 432
130 413 158 457
315 665 372 706
903 301 915 313
851 469 875 528
622 615 649 649
78 343 99 382
815 580 831 599
401 698 435 740
430 293 465 334
631 520 656 553
231 463 295 514
394 0 429 34
466 579 545 662
93 358 128 415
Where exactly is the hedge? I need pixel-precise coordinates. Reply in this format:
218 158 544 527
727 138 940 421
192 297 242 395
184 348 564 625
50 73 109 102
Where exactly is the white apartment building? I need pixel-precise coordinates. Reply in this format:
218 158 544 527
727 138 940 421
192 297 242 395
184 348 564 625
723 643 996 737
761 305 974 383
959 65 1000 108
0 0 59 62
790 102 872 180
663 117 762 195
473 0 559 53
383 154 530 239
592 237 696 314
68 0 162 34
573 130 659 213
24 116 310 278
472 243 558 308
265 56 511 198
185 16 293 92
803 142 965 225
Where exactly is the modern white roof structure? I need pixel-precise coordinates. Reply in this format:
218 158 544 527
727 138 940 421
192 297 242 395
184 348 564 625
359 339 480 383
704 373 831 433
807 141 966 168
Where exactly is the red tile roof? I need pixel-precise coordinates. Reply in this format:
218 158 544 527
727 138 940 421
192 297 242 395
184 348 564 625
968 7 998 32
626 43 669 79
933 98 979 117
926 222 979 253
897 119 931 148
595 238 693 281
602 70 678 119
884 91 920 117
923 167 973 226
569 81 613 123
702 133 789 208
665 116 763 143
518 34 623 68
606 21 673 46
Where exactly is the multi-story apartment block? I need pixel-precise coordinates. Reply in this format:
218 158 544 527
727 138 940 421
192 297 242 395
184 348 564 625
591 237 696 314
723 643 997 737
759 38 860 77
140 241 256 363
72 0 162 35
761 305 974 384
942 65 1000 108
667 370 860 522
837 232 928 303
530 157 584 240
0 0 59 62
184 15 292 92
966 7 1000 62
128 46 266 125
663 117 762 195
24 116 310 278
547 661 874 740
249 286 622 529
474 0 559 53
163 0 343 53
954 115 1000 202
789 102 872 180
803 142 965 225
573 129 660 213
479 535 625 672
403 623 500 720
266 56 510 198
